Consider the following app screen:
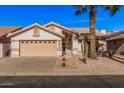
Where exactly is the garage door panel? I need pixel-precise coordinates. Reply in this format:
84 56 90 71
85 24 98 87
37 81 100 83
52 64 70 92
20 40 57 56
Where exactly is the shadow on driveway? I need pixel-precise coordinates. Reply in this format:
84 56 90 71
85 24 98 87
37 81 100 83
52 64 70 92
0 75 124 88
110 57 124 64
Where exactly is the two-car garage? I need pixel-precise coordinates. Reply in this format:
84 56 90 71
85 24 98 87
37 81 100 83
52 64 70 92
10 24 63 57
20 40 57 56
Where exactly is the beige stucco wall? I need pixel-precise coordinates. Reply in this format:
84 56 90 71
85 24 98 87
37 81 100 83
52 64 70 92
0 43 3 57
47 25 63 35
47 25 75 54
72 35 82 55
11 41 19 49
11 28 61 41
11 27 62 57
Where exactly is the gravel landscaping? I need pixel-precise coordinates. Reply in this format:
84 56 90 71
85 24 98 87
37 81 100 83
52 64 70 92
53 56 124 75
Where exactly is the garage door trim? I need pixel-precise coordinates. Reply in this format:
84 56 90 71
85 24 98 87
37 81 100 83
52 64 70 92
19 40 57 56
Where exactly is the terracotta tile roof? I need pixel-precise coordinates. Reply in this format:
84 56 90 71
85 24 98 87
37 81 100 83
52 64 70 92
71 28 106 36
107 31 124 41
0 26 21 38
71 28 89 34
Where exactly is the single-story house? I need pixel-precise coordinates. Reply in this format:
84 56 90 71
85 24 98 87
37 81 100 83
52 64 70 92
8 22 77 57
107 31 124 55
0 22 108 57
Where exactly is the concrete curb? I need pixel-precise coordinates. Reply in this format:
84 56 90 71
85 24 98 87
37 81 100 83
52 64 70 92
0 72 124 76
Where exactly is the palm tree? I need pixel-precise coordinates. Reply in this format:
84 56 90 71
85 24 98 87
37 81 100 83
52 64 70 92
73 5 122 59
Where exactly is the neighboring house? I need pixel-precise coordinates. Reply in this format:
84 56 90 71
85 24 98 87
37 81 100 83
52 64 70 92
0 22 109 57
71 28 107 55
107 31 124 55
0 26 21 57
0 26 21 43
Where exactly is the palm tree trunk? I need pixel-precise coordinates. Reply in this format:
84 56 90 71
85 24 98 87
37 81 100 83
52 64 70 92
89 6 97 59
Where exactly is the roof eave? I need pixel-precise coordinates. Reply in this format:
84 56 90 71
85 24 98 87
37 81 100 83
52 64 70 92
9 23 64 38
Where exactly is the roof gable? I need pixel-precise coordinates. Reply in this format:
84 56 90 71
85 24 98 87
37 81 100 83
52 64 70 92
8 23 64 38
44 22 76 34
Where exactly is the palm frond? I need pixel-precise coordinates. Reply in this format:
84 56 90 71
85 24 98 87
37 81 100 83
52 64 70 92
103 5 111 11
75 10 82 15
81 6 88 14
73 5 88 15
110 5 122 17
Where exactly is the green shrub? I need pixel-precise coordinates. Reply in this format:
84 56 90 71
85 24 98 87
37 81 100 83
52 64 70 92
62 62 66 67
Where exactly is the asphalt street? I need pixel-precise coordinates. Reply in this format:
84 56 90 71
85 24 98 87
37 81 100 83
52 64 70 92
0 75 124 88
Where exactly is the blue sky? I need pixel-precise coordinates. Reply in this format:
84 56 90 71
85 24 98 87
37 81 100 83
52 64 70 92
0 5 124 32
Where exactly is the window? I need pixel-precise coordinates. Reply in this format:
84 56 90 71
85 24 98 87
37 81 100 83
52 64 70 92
44 41 46 43
35 41 37 43
48 41 51 43
53 41 55 43
31 41 33 43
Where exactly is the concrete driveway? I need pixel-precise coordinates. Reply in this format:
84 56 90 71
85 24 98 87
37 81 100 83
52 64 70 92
0 57 56 76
